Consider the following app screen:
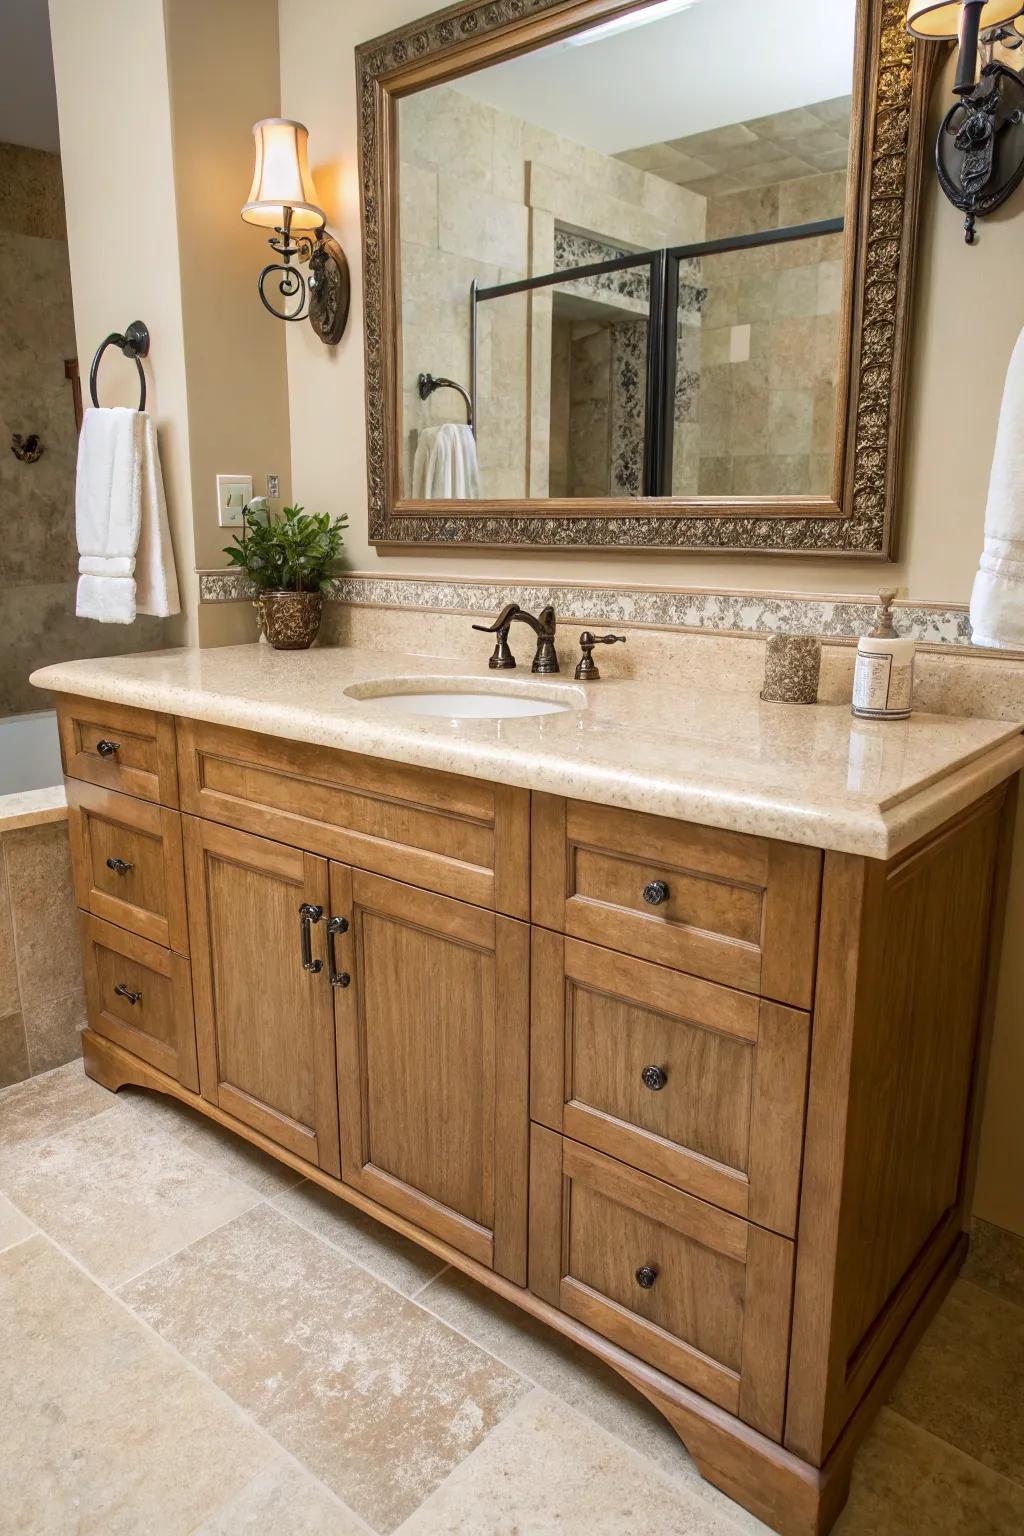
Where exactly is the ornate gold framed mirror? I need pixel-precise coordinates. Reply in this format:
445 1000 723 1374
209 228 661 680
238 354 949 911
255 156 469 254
357 0 936 555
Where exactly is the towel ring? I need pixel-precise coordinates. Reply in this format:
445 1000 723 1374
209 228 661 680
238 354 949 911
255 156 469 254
417 372 474 429
89 321 150 411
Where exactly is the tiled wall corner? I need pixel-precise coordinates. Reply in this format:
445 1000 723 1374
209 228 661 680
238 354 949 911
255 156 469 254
0 819 85 1087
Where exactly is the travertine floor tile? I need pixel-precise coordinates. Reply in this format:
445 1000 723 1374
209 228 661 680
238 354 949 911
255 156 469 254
394 1390 746 1535
964 1218 1024 1311
193 1457 368 1535
121 1085 305 1197
888 1279 1024 1484
122 1204 530 1533
0 1106 260 1285
273 1179 448 1297
0 1235 271 1535
0 1057 119 1156
0 1192 34 1252
837 1408 1024 1533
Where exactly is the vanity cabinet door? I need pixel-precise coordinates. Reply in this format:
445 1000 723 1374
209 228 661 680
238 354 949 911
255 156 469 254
183 817 341 1176
331 866 529 1283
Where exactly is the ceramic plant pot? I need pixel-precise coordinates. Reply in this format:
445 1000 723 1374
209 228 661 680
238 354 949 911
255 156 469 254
255 589 323 650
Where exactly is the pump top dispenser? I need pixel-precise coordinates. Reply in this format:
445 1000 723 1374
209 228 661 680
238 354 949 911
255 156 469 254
851 589 915 721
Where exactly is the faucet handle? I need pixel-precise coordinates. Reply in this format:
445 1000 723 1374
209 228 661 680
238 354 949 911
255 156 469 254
472 603 519 670
575 631 626 681
472 602 521 636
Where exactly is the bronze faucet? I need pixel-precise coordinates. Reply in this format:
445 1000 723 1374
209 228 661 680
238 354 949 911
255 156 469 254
574 632 626 680
473 603 559 674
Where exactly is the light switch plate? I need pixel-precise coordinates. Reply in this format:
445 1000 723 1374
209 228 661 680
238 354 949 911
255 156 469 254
216 474 252 528
267 473 280 499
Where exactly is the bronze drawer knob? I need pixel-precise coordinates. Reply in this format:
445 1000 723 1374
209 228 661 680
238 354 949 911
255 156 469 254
643 880 669 906
641 1065 668 1092
114 983 141 1005
635 1264 658 1290
96 739 120 757
106 857 134 876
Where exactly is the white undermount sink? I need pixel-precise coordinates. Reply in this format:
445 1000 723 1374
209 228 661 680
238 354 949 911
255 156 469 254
344 677 584 720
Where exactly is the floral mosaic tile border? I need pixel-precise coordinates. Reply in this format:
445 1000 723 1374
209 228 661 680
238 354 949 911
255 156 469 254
198 570 975 647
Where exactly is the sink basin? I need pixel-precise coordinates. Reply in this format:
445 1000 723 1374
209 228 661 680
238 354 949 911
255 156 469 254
344 678 584 720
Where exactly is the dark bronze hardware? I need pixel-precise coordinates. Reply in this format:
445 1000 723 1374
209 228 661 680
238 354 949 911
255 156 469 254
472 603 518 669
114 983 141 1005
90 320 149 410
641 1065 668 1092
105 857 134 876
95 739 120 758
299 902 324 973
326 914 350 987
574 631 626 681
10 433 43 463
474 603 558 674
635 1265 658 1290
643 880 670 906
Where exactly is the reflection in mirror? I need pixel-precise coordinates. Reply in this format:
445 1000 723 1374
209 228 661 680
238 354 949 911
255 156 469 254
396 0 856 502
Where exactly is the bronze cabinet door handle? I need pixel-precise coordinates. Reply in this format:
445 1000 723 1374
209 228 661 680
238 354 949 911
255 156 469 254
326 915 351 987
114 983 141 1005
96 739 120 758
299 902 324 974
106 857 134 876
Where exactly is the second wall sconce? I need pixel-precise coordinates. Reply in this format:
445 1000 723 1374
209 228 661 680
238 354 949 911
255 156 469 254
906 1 1024 243
241 118 350 345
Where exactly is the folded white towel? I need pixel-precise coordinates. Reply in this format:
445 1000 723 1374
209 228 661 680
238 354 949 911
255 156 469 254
970 327 1024 650
75 407 180 624
412 423 480 499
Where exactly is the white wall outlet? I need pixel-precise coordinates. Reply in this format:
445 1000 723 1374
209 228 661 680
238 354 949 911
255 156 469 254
216 474 252 528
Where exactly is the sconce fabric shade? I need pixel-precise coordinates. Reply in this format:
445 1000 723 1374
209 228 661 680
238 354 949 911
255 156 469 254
906 0 1024 38
242 118 325 231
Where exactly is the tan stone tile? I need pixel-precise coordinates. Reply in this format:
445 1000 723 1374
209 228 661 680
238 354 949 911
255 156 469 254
193 1457 366 1535
23 986 86 1075
0 1235 270 1534
838 1408 1024 1534
273 1179 447 1297
964 1218 1024 1309
0 1010 29 1088
0 1192 34 1251
122 1204 529 1532
120 1086 304 1197
768 390 815 456
0 850 19 1018
0 1056 117 1151
395 1390 748 1535
4 821 83 1002
0 1107 260 1285
888 1279 1024 1483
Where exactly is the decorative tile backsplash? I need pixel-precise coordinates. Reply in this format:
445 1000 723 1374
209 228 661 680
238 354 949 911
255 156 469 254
198 569 975 648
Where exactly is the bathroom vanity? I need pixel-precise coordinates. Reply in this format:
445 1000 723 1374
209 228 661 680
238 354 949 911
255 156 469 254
33 645 1024 1535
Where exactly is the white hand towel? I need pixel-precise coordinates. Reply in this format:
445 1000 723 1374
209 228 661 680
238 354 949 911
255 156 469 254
75 407 180 624
969 327 1024 649
412 423 481 499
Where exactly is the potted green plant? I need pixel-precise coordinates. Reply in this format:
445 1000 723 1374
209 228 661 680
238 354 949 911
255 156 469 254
224 499 348 650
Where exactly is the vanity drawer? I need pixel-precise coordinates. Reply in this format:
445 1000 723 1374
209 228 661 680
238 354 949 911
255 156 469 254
531 931 809 1237
529 1128 793 1439
80 912 199 1091
176 717 530 917
67 780 188 952
532 794 821 1008
56 694 179 807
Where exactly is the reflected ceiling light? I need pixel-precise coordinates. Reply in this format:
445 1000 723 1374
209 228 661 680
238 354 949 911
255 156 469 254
241 118 350 345
565 0 701 48
906 1 1024 243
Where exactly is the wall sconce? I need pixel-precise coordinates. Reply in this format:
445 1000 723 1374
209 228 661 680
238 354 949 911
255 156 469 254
241 118 350 345
907 1 1024 243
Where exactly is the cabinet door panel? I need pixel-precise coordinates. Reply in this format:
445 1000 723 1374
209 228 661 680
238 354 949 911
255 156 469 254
184 817 340 1175
332 867 529 1282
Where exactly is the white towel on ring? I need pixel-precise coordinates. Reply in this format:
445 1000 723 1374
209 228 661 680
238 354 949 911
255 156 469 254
969 327 1024 650
412 423 480 499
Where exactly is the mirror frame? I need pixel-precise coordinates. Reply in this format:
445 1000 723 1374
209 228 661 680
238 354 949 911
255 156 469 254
357 0 937 556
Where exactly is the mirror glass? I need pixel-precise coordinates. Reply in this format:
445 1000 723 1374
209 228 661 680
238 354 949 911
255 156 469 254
396 0 856 503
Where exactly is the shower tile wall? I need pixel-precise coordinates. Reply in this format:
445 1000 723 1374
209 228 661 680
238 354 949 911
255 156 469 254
0 143 166 719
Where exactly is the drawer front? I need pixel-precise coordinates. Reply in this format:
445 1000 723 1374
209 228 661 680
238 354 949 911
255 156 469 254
80 911 199 1091
529 1129 793 1440
67 780 188 952
57 694 178 807
531 932 809 1237
177 717 529 917
532 794 821 1008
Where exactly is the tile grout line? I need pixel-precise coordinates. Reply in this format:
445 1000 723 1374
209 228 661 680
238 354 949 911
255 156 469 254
880 1405 1024 1494
957 1271 1024 1317
10 1227 380 1536
111 1192 270 1293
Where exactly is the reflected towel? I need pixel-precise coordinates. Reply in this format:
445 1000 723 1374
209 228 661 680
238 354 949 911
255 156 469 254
970 327 1024 649
412 423 480 499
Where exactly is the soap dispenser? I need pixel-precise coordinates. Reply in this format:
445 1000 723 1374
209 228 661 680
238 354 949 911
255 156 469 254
852 589 915 721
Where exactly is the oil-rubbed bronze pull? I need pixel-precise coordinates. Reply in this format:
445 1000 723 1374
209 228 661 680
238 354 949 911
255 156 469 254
635 1265 658 1290
641 1065 667 1092
106 857 134 876
326 915 350 987
299 903 324 974
114 983 141 1005
643 880 669 906
96 739 120 757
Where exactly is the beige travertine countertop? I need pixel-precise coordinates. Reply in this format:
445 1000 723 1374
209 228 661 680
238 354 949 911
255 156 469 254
30 643 1024 859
